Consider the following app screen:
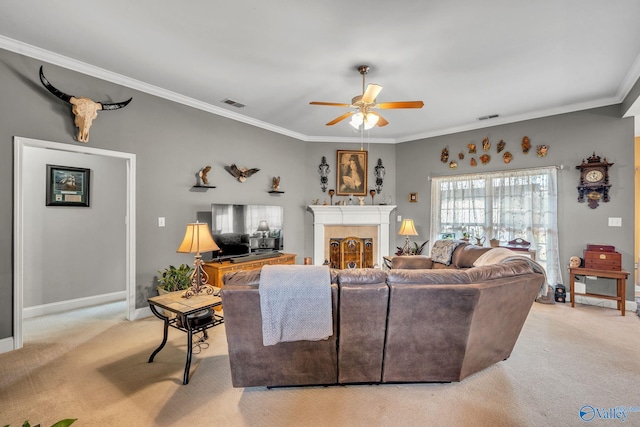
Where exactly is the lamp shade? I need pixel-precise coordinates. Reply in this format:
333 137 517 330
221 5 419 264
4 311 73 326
177 222 219 254
257 220 270 232
398 219 418 236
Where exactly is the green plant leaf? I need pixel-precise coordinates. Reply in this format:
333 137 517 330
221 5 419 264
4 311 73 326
51 419 77 427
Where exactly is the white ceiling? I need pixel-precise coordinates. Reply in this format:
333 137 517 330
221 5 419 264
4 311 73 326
1 0 640 142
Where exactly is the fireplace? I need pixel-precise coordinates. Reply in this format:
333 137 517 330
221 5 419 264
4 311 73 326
307 205 396 267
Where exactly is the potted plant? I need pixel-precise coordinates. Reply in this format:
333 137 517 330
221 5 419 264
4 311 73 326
157 264 193 294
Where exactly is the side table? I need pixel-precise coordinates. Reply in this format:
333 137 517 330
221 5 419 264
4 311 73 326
568 267 630 316
148 290 224 384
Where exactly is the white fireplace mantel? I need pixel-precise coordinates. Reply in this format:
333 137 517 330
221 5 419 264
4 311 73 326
307 205 397 266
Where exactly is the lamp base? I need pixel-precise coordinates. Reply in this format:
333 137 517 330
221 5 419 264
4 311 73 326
402 236 411 256
183 255 219 298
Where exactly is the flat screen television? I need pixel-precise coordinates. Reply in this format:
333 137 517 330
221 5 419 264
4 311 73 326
209 203 284 260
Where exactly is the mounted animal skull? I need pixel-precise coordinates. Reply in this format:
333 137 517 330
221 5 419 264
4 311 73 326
39 66 132 142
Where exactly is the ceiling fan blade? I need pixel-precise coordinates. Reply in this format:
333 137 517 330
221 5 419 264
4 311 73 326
326 111 355 126
376 101 424 109
310 101 352 107
362 84 383 104
376 114 389 127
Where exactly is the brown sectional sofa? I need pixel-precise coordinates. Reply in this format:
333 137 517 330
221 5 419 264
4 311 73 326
221 242 545 388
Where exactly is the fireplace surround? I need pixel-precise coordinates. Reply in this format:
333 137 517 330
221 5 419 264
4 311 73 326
307 205 397 267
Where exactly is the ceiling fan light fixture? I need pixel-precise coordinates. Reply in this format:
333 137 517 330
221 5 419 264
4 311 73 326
350 112 364 129
364 112 379 129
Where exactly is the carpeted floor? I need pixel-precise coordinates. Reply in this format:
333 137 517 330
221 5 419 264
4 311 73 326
1 300 639 427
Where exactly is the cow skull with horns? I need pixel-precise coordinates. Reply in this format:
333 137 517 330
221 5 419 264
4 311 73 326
39 66 132 142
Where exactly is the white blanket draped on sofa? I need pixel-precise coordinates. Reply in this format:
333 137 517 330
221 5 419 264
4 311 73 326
473 247 549 297
259 265 333 346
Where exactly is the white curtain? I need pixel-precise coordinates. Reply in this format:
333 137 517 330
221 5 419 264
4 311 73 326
430 166 561 286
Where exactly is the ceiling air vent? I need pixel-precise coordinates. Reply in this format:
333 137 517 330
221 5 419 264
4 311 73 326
222 98 245 108
478 114 499 121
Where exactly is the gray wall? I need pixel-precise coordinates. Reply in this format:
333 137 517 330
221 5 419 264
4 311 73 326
395 106 635 299
0 46 636 341
22 147 126 307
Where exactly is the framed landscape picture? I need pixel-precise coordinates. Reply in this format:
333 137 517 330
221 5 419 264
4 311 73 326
46 164 91 207
336 150 367 196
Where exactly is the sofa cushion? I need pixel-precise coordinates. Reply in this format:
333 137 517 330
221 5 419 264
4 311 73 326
452 244 492 268
430 240 464 265
338 268 388 285
387 269 471 285
222 266 339 286
389 255 433 270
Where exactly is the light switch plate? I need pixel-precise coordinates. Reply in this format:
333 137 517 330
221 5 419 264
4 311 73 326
158 217 165 227
608 217 622 227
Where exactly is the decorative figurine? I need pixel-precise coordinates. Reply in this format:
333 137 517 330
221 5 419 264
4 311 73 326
470 158 477 166
503 151 513 163
449 161 457 169
482 137 490 151
272 176 281 191
468 143 476 154
522 136 531 154
497 140 505 153
225 164 260 182
537 145 548 157
358 197 365 206
198 166 212 186
458 152 464 160
441 147 449 163
480 154 491 165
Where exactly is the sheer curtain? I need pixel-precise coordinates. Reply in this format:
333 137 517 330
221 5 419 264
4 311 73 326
430 166 561 286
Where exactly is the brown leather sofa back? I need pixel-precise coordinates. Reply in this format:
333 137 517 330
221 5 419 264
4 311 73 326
336 269 389 383
390 242 491 270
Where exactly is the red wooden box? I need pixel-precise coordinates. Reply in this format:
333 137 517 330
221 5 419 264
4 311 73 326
583 250 622 271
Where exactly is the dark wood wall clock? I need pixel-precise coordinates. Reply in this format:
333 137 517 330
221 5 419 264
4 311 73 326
576 152 613 208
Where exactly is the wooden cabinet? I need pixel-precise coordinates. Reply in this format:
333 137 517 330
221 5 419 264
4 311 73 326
203 253 296 289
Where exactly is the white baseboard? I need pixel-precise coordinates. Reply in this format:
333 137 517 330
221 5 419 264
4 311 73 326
134 306 152 320
0 337 14 354
23 291 126 319
572 295 638 312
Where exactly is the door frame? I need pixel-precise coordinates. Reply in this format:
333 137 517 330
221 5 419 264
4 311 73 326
13 136 136 350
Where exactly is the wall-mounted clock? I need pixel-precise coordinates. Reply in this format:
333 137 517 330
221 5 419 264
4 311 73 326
576 152 613 209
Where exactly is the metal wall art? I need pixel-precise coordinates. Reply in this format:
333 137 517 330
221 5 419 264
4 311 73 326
374 158 385 194
318 156 330 192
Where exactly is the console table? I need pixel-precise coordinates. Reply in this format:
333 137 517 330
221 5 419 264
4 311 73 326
203 253 296 289
568 267 630 316
148 290 223 384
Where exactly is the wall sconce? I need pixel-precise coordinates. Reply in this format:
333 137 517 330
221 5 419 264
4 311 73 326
177 222 220 298
374 158 385 194
318 156 330 192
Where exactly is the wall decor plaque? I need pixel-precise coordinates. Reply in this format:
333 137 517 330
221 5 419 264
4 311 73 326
46 164 91 207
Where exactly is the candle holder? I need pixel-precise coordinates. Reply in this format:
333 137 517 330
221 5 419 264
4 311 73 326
328 189 335 205
370 189 376 205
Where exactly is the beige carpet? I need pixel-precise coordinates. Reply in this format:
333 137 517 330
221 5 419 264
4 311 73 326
1 300 639 427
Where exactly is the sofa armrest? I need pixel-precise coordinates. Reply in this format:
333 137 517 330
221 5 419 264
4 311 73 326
389 255 433 269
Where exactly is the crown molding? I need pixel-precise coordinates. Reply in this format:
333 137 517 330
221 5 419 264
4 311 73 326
1 35 635 145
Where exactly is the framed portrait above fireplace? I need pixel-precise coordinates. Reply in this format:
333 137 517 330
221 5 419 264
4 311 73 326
336 150 367 196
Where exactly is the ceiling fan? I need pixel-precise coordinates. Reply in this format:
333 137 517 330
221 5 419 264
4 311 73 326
310 65 424 130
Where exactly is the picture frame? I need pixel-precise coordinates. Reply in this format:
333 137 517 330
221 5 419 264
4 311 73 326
336 150 367 196
409 193 418 202
46 164 91 207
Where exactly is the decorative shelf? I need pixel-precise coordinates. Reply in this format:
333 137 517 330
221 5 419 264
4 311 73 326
191 185 216 192
268 190 284 195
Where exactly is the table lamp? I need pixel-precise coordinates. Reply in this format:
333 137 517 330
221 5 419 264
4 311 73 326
177 221 220 298
398 218 418 255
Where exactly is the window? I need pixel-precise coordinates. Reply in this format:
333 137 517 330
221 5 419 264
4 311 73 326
430 166 561 286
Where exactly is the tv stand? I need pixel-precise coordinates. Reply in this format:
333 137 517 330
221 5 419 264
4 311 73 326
202 253 296 300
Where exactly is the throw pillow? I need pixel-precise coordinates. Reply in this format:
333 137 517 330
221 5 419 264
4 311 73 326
430 240 463 265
